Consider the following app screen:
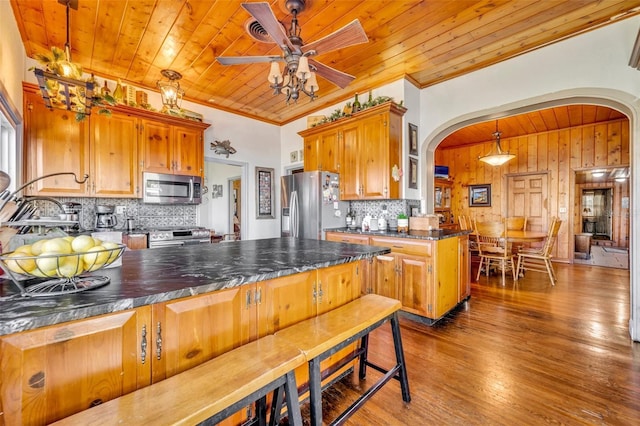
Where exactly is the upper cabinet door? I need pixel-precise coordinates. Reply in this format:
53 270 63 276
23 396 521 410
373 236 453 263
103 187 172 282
24 90 90 196
91 112 139 197
140 119 172 175
173 126 203 177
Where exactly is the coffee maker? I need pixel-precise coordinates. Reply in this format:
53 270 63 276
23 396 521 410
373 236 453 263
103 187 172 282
95 205 118 229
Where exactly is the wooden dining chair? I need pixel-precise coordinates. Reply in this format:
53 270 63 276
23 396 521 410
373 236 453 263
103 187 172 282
475 220 516 286
506 216 527 231
515 217 562 285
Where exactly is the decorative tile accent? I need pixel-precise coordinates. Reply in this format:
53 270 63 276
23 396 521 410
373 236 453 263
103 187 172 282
31 197 198 231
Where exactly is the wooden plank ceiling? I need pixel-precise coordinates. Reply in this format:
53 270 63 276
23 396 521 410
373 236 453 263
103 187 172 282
438 105 627 148
10 0 640 125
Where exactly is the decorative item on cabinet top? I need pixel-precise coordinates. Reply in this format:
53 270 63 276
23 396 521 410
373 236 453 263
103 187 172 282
309 98 403 128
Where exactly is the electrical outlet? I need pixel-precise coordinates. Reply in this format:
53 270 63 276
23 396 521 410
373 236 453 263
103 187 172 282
290 150 299 162
116 205 126 214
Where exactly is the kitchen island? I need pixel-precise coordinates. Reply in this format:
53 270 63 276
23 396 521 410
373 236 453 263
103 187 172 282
326 227 472 324
0 238 389 425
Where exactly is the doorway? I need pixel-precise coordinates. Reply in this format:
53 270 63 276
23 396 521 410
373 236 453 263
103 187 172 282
229 177 241 239
582 188 612 240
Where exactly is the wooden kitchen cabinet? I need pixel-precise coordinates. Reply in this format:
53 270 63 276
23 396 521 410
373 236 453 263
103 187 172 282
139 119 204 178
303 128 340 173
23 88 90 197
325 232 372 295
90 111 139 197
22 83 209 199
0 306 151 425
458 235 471 302
298 102 406 200
369 234 466 321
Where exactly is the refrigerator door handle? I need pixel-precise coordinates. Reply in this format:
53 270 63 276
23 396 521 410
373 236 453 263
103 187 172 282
291 190 299 238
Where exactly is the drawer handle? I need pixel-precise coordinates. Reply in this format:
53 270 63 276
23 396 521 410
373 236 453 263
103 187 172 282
392 245 404 248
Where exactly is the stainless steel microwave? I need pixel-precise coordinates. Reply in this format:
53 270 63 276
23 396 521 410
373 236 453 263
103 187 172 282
143 172 202 204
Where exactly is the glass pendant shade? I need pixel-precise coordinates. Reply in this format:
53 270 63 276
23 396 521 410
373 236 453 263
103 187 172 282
268 61 282 84
478 122 515 166
296 56 311 79
305 71 319 92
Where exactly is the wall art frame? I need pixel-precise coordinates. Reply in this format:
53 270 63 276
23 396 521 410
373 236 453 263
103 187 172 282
256 167 275 219
409 156 418 189
408 122 419 156
469 184 491 207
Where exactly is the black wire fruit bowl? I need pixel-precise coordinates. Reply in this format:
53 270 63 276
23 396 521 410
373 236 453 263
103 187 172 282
0 240 126 297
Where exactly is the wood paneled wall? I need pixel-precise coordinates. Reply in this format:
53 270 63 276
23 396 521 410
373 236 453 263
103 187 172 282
434 119 629 261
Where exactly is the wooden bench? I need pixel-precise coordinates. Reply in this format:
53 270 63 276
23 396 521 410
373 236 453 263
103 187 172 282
275 294 411 426
52 334 305 426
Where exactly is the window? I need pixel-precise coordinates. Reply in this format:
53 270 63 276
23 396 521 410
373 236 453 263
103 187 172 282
0 109 17 192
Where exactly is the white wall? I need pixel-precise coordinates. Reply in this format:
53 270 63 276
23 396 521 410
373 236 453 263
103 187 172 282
0 0 25 111
199 161 241 235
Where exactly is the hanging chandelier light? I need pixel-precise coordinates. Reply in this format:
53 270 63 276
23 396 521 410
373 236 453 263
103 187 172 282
33 0 95 115
266 8 319 104
478 120 516 166
157 69 185 109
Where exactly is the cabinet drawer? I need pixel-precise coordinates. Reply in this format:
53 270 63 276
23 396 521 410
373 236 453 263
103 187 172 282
370 236 432 256
326 233 370 245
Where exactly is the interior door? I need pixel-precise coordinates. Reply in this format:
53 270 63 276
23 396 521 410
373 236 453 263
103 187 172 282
507 173 549 232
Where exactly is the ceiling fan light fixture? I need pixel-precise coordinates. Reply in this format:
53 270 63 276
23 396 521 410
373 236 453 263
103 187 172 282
157 69 184 109
478 120 516 166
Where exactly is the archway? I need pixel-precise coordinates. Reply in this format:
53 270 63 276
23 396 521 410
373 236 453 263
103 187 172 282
418 89 639 340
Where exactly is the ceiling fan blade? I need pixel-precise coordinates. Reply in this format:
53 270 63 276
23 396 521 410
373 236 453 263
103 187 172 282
303 20 368 55
241 2 297 53
309 59 355 89
217 55 283 65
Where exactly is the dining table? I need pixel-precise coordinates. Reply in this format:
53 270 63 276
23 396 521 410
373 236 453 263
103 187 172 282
506 230 547 243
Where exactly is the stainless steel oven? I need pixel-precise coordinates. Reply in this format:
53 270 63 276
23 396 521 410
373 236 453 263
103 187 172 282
143 172 202 205
148 227 211 248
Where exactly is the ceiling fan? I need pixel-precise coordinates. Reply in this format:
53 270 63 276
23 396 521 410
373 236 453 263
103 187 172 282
216 0 368 103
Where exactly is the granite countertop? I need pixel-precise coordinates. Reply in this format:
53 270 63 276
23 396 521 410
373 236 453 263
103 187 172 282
325 227 472 240
0 238 389 336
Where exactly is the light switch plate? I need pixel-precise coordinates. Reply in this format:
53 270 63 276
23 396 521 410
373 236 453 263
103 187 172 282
299 149 304 161
290 150 298 162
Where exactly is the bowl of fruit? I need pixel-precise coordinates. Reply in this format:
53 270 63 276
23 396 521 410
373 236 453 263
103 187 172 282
0 235 125 296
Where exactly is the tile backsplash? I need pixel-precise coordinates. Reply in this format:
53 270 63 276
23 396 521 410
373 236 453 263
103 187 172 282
349 199 421 220
33 197 198 231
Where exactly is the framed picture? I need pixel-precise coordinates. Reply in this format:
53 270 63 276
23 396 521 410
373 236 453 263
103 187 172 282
408 123 418 156
256 167 275 219
409 157 418 189
469 184 491 207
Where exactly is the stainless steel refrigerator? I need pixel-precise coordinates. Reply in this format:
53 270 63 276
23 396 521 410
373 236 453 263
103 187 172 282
281 171 348 239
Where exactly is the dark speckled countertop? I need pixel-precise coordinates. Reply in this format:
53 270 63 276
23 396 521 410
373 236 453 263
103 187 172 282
0 238 389 336
325 227 472 240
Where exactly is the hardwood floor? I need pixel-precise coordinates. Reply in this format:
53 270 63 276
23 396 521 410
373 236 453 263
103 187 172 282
307 263 639 425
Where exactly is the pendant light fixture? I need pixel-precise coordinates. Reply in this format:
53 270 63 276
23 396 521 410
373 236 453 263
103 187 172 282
157 69 185 109
33 0 95 114
478 120 516 166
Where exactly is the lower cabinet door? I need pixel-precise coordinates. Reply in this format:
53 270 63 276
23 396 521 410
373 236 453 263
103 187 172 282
373 253 400 300
398 253 432 316
0 307 151 425
152 286 252 383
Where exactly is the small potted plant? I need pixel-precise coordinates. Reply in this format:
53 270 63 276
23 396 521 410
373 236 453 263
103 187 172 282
397 213 409 233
